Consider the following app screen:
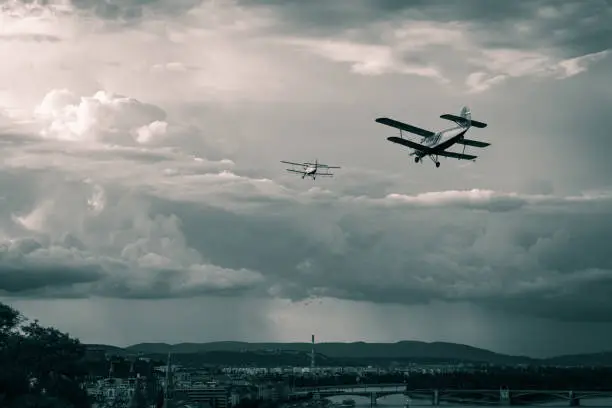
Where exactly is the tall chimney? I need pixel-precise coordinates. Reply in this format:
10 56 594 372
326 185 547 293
310 334 315 371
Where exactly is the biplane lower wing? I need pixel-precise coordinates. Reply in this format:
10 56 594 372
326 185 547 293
436 151 477 160
387 137 477 160
387 136 431 152
456 139 490 148
376 117 435 138
286 169 333 176
440 114 487 128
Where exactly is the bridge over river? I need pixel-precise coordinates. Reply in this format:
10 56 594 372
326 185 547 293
289 384 612 406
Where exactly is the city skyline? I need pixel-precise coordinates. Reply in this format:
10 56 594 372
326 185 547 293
0 0 611 359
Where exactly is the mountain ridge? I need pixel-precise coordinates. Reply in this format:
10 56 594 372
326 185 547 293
84 340 612 365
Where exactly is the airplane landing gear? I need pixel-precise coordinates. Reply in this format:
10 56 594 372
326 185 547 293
414 154 440 167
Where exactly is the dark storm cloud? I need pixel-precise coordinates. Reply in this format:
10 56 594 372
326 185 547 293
0 168 265 300
4 138 612 323
97 268 261 300
140 192 612 324
147 199 312 276
242 0 612 58
0 266 98 293
4 152 608 322
240 0 541 29
484 278 612 323
0 233 264 299
0 237 103 294
9 0 612 60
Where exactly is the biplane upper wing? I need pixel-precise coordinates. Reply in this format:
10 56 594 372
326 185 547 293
376 117 435 138
440 114 487 128
387 136 432 152
437 150 478 160
281 160 305 166
456 139 490 148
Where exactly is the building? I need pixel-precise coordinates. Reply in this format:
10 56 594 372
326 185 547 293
177 385 230 408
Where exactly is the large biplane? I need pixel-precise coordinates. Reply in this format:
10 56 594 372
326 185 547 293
280 159 340 180
375 106 490 168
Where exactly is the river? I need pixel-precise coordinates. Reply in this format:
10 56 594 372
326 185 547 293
324 394 612 407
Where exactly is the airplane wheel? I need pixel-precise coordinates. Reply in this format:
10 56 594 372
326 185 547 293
435 162 440 168
414 157 419 163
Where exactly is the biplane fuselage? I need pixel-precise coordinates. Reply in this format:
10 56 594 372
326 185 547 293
303 166 317 175
421 125 469 150
280 160 340 179
375 106 490 168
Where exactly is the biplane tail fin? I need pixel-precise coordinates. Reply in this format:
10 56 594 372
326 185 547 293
459 106 471 127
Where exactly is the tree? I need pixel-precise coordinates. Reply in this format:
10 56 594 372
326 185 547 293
0 302 91 408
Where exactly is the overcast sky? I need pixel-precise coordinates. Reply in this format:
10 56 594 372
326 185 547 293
0 0 611 358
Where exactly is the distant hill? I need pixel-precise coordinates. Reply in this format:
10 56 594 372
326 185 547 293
83 340 612 366
123 341 533 365
543 351 612 366
85 343 130 356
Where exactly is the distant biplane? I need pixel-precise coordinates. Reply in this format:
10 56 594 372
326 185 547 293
280 159 340 180
375 106 490 168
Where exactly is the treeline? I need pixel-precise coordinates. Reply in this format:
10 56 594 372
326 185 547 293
137 351 333 368
111 350 612 370
0 302 91 408
286 367 612 390
104 350 500 368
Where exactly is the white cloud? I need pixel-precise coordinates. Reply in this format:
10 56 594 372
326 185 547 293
367 189 612 211
276 20 471 83
465 72 507 93
465 49 610 91
135 120 168 144
34 89 168 144
283 38 448 82
555 50 610 78
277 18 609 93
